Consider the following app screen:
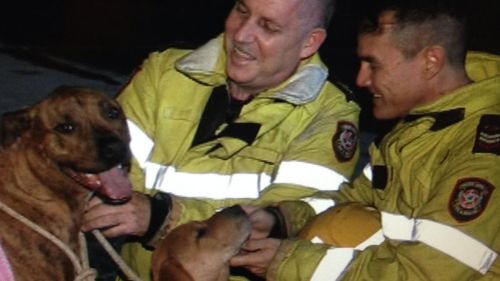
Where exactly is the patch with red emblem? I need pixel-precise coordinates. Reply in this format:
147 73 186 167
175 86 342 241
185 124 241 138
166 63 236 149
473 115 500 155
332 121 358 162
449 178 495 222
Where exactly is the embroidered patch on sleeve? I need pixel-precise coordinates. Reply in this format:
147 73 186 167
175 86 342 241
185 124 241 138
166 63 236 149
473 115 500 155
448 178 495 222
332 121 358 162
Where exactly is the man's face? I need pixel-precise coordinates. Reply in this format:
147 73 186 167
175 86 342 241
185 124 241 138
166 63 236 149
224 0 313 93
356 31 428 120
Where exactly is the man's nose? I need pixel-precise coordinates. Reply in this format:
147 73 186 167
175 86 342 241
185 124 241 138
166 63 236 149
356 62 372 88
234 19 256 42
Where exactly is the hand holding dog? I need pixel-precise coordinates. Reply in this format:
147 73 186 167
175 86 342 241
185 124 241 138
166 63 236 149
230 238 282 278
229 205 282 277
82 191 151 237
240 205 276 239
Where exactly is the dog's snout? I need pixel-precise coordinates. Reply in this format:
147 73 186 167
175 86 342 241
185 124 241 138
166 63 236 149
97 135 128 165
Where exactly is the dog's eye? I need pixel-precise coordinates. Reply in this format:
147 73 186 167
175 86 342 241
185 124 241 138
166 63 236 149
105 106 122 120
196 227 208 239
54 122 75 134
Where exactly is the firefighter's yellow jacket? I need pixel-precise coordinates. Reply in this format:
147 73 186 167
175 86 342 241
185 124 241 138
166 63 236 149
269 51 500 281
116 34 361 280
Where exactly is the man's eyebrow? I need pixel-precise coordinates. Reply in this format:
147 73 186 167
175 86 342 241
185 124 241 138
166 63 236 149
358 55 375 63
235 0 247 10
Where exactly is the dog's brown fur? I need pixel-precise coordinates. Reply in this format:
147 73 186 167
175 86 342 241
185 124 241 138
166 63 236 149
0 86 131 281
152 205 251 281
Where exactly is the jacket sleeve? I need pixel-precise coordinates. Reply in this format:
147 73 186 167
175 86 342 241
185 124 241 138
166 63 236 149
116 50 197 246
266 239 330 281
268 157 500 281
336 152 500 281
116 50 174 195
269 135 500 280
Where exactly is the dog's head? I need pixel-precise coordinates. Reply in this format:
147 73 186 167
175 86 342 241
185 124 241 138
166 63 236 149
152 205 252 281
0 86 132 203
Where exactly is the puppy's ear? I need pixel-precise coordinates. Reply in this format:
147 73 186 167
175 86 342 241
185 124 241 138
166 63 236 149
0 108 33 147
154 257 194 281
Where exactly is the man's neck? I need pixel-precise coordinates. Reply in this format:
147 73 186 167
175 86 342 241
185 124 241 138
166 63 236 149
227 82 259 102
426 69 472 104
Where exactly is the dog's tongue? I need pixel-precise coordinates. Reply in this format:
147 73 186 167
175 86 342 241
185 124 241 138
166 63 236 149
97 167 133 203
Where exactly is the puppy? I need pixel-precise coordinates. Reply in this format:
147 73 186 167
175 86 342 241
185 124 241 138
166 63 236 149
0 86 132 281
152 205 251 281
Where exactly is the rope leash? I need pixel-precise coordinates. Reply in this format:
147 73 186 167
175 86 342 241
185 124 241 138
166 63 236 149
0 199 143 281
91 230 143 281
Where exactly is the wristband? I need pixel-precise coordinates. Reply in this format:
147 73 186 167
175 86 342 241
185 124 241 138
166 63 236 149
141 191 171 245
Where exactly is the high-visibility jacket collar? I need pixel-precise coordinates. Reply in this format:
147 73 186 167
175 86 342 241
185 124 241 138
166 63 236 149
175 33 329 105
409 51 500 118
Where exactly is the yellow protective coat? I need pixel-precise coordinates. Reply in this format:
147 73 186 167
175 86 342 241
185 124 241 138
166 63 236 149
116 34 360 280
270 51 500 280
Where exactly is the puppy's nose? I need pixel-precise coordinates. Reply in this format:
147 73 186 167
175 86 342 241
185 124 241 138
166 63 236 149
220 205 246 217
97 135 128 165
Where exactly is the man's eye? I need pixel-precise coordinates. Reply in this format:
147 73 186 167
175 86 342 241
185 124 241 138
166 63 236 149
55 122 75 134
261 21 280 33
369 64 379 71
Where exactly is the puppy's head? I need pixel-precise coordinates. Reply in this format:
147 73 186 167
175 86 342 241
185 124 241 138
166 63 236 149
0 86 132 203
152 205 251 281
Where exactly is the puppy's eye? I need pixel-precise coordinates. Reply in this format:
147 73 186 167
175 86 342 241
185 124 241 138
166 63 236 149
105 106 122 120
196 228 208 239
55 122 75 134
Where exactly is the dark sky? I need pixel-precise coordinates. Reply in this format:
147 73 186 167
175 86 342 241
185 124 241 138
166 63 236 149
1 0 499 70
0 0 499 131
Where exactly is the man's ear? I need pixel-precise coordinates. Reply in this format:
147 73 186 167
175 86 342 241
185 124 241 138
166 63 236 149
422 45 446 79
300 28 327 59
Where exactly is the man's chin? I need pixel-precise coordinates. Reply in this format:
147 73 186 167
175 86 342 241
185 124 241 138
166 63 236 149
373 110 402 120
373 107 393 120
227 69 257 86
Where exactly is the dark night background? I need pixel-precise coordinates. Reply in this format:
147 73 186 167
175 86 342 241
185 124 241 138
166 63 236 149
0 0 499 132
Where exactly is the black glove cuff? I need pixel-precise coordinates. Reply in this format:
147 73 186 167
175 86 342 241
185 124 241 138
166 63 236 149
141 191 171 245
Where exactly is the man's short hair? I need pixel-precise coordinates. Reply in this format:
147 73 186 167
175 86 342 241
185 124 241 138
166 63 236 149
301 0 335 29
317 0 336 29
360 0 468 67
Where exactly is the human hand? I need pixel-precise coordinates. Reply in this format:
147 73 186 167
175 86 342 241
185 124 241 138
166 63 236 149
81 191 151 237
240 205 276 240
230 238 282 278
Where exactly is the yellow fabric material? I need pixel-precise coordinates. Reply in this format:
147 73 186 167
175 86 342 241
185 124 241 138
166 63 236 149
116 34 360 281
272 51 500 281
298 203 381 247
268 239 330 281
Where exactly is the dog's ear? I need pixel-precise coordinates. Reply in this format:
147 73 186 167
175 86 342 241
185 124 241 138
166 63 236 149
154 256 195 281
0 108 33 147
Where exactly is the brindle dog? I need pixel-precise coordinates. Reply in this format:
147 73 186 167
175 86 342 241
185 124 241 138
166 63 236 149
0 86 132 281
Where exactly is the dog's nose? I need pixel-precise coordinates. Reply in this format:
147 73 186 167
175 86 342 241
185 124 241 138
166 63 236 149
97 136 128 165
220 205 247 217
